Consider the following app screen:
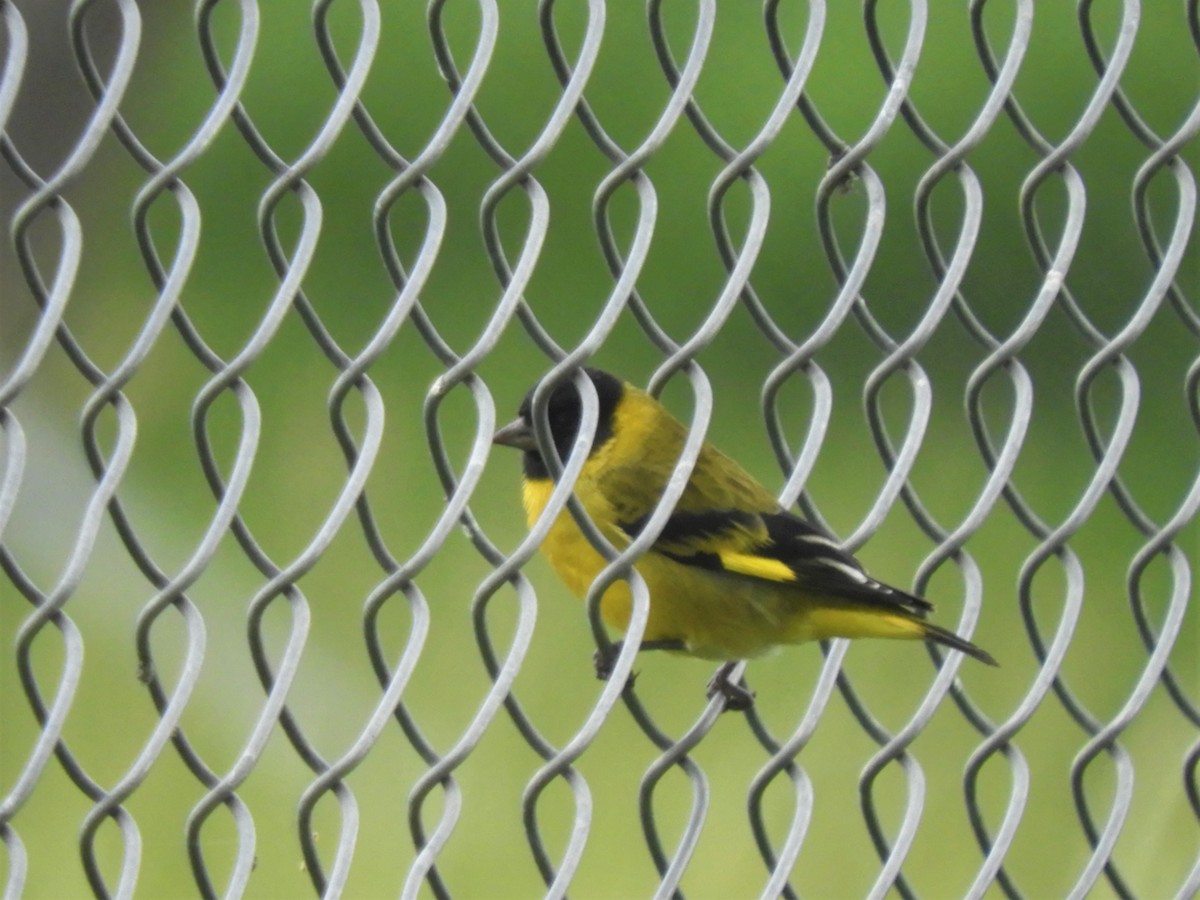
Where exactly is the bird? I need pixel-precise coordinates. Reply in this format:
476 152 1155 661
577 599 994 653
493 367 997 710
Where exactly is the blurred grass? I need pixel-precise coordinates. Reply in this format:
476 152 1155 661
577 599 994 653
1 1 1197 897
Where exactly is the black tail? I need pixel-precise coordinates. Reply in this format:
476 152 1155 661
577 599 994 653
921 621 998 666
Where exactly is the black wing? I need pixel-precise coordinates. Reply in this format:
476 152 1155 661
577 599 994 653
621 506 933 618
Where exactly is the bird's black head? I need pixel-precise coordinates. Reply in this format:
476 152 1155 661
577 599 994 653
493 368 624 479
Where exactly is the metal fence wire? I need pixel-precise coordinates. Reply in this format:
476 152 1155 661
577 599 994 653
1 0 1198 897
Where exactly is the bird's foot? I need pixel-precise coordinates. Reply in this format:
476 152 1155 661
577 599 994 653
593 641 622 682
594 639 688 682
594 642 641 694
706 662 755 712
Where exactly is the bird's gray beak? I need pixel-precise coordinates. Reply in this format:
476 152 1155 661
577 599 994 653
493 418 538 452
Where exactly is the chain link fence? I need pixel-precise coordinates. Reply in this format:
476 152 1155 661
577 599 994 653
2 1 1198 897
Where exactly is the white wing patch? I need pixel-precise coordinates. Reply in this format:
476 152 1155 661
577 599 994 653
796 532 841 550
817 557 870 584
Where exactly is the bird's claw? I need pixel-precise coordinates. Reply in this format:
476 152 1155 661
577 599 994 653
593 645 615 681
594 643 637 689
706 663 755 712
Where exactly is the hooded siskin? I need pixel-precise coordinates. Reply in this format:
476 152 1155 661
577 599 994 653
493 368 996 671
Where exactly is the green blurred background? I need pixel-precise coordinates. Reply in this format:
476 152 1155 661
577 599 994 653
1 1 1197 897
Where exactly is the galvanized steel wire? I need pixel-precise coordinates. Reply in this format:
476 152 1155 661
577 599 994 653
1 0 1197 897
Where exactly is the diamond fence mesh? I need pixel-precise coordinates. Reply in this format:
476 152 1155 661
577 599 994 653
1 1 1198 897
